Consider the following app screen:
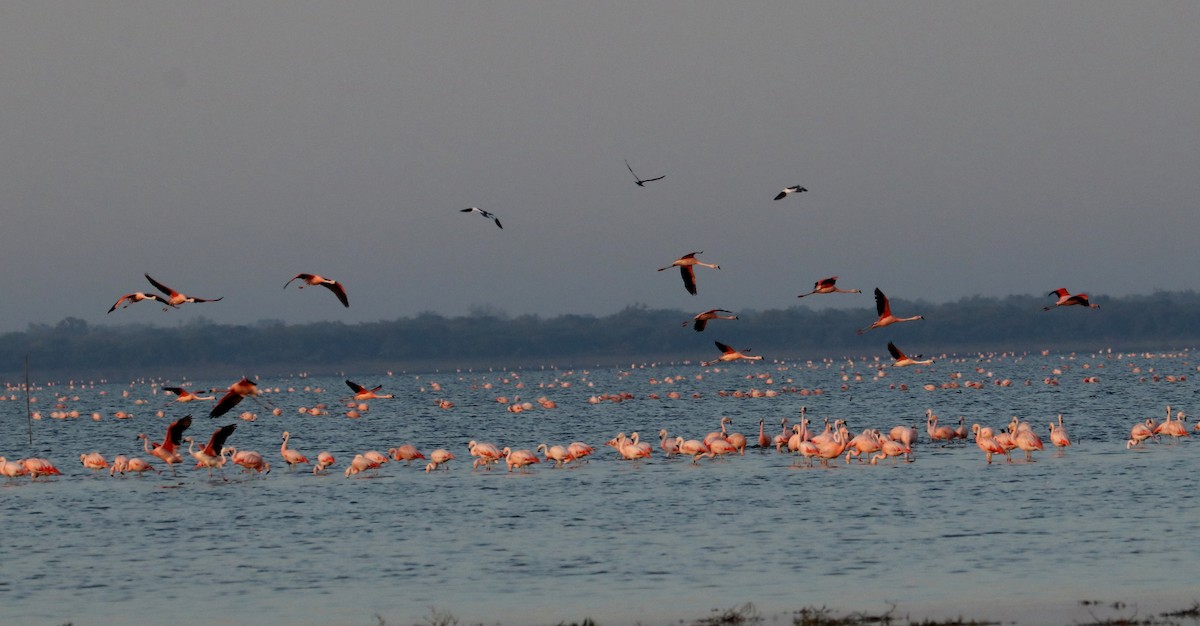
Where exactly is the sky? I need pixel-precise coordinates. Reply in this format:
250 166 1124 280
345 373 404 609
1 2 1198 334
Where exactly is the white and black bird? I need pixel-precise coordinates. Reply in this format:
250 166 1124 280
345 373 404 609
774 185 808 201
461 207 502 229
625 160 665 187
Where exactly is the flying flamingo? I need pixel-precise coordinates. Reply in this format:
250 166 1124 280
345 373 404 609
773 184 807 200
162 386 215 403
284 273 350 307
625 159 665 186
701 341 764 367
460 206 502 229
344 379 394 401
186 423 236 479
137 414 192 473
683 309 738 332
887 341 934 367
108 292 177 313
797 276 861 298
1044 288 1099 311
279 431 310 469
658 252 720 296
144 273 223 310
210 377 263 419
425 449 455 472
857 288 924 335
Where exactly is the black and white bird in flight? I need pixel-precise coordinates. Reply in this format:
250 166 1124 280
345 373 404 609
774 185 807 200
625 160 665 187
461 207 502 229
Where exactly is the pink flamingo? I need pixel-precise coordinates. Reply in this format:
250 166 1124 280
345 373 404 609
926 410 956 444
972 423 1009 464
757 418 771 450
857 288 924 335
701 341 764 367
658 252 720 296
502 447 541 472
1044 288 1099 311
566 442 594 464
226 447 270 474
1049 415 1071 450
108 291 177 313
1013 427 1044 462
80 452 109 471
0 457 30 479
280 431 310 469
210 377 262 419
143 273 223 310
123 457 158 476
344 453 382 477
284 273 349 307
388 444 426 465
186 424 236 479
313 451 336 474
162 386 215 403
537 443 573 467
468 441 504 469
344 379 393 401
797 276 861 298
137 414 192 474
683 309 738 332
658 429 681 457
425 449 455 472
674 437 711 464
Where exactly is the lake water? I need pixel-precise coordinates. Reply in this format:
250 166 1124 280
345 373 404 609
2 349 1199 626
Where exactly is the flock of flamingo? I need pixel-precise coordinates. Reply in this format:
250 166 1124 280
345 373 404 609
0 166 1157 484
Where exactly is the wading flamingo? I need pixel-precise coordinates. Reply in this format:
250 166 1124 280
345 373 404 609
1049 415 1071 450
425 449 455 472
972 423 1009 464
186 423 236 479
388 444 425 465
502 447 541 472
280 431 310 469
313 451 336 474
138 414 192 473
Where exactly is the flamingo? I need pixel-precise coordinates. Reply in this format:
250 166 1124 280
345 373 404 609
536 443 573 467
344 453 383 477
1166 411 1190 440
1044 288 1099 311
658 252 720 296
137 414 192 473
1128 419 1155 448
657 430 681 457
683 309 738 332
425 449 456 472
674 437 711 463
279 431 310 469
566 442 594 464
468 441 504 469
889 424 919 449
108 292 176 313
162 386 215 403
108 455 128 476
79 452 109 471
773 184 807 200
186 423 236 479
344 379 394 401
721 417 747 454
844 429 883 463
953 416 968 441
757 418 771 450
362 450 390 468
226 447 271 474
888 341 934 367
123 457 158 476
144 273 223 310
388 444 426 465
926 410 956 443
1049 415 1071 449
1013 427 1044 462
857 288 924 335
701 341 764 367
502 447 541 472
313 451 336 474
284 273 349 307
972 423 1009 464
210 377 262 419
872 436 912 464
797 276 861 298
460 207 503 229
0 457 30 479
625 159 665 186
21 458 62 479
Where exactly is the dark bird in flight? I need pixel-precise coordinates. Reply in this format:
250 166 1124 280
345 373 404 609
144 274 223 310
1044 288 1099 311
683 309 738 332
284 273 350 307
461 207 502 229
108 292 176 313
625 159 665 187
658 251 720 296
774 185 808 200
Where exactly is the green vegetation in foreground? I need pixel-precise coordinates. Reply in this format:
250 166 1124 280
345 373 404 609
6 290 1200 378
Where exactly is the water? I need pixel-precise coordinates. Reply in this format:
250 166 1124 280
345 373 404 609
2 350 1199 626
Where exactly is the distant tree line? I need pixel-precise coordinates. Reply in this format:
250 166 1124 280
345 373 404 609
3 291 1199 379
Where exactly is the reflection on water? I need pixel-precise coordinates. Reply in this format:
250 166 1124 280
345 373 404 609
1 351 1199 625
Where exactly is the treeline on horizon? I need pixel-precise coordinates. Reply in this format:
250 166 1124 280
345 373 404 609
3 291 1199 379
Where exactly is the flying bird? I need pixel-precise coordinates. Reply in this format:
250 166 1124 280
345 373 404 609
108 292 177 313
460 207 502 229
857 288 924 335
683 309 738 332
345 379 394 401
284 273 349 307
887 341 934 367
797 276 861 298
773 185 807 200
1044 288 1099 311
625 159 665 187
162 386 215 403
658 252 720 295
701 341 764 366
210 377 261 419
144 274 223 310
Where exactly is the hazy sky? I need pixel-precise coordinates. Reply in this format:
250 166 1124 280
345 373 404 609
2 2 1198 334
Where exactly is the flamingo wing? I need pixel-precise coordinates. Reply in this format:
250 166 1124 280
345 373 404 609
1049 288 1070 297
284 273 315 289
209 390 243 419
107 294 133 313
887 341 904 361
679 266 697 295
144 274 178 298
345 379 367 394
874 288 890 317
816 276 837 289
204 424 238 455
320 281 350 307
714 341 735 355
165 415 193 446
